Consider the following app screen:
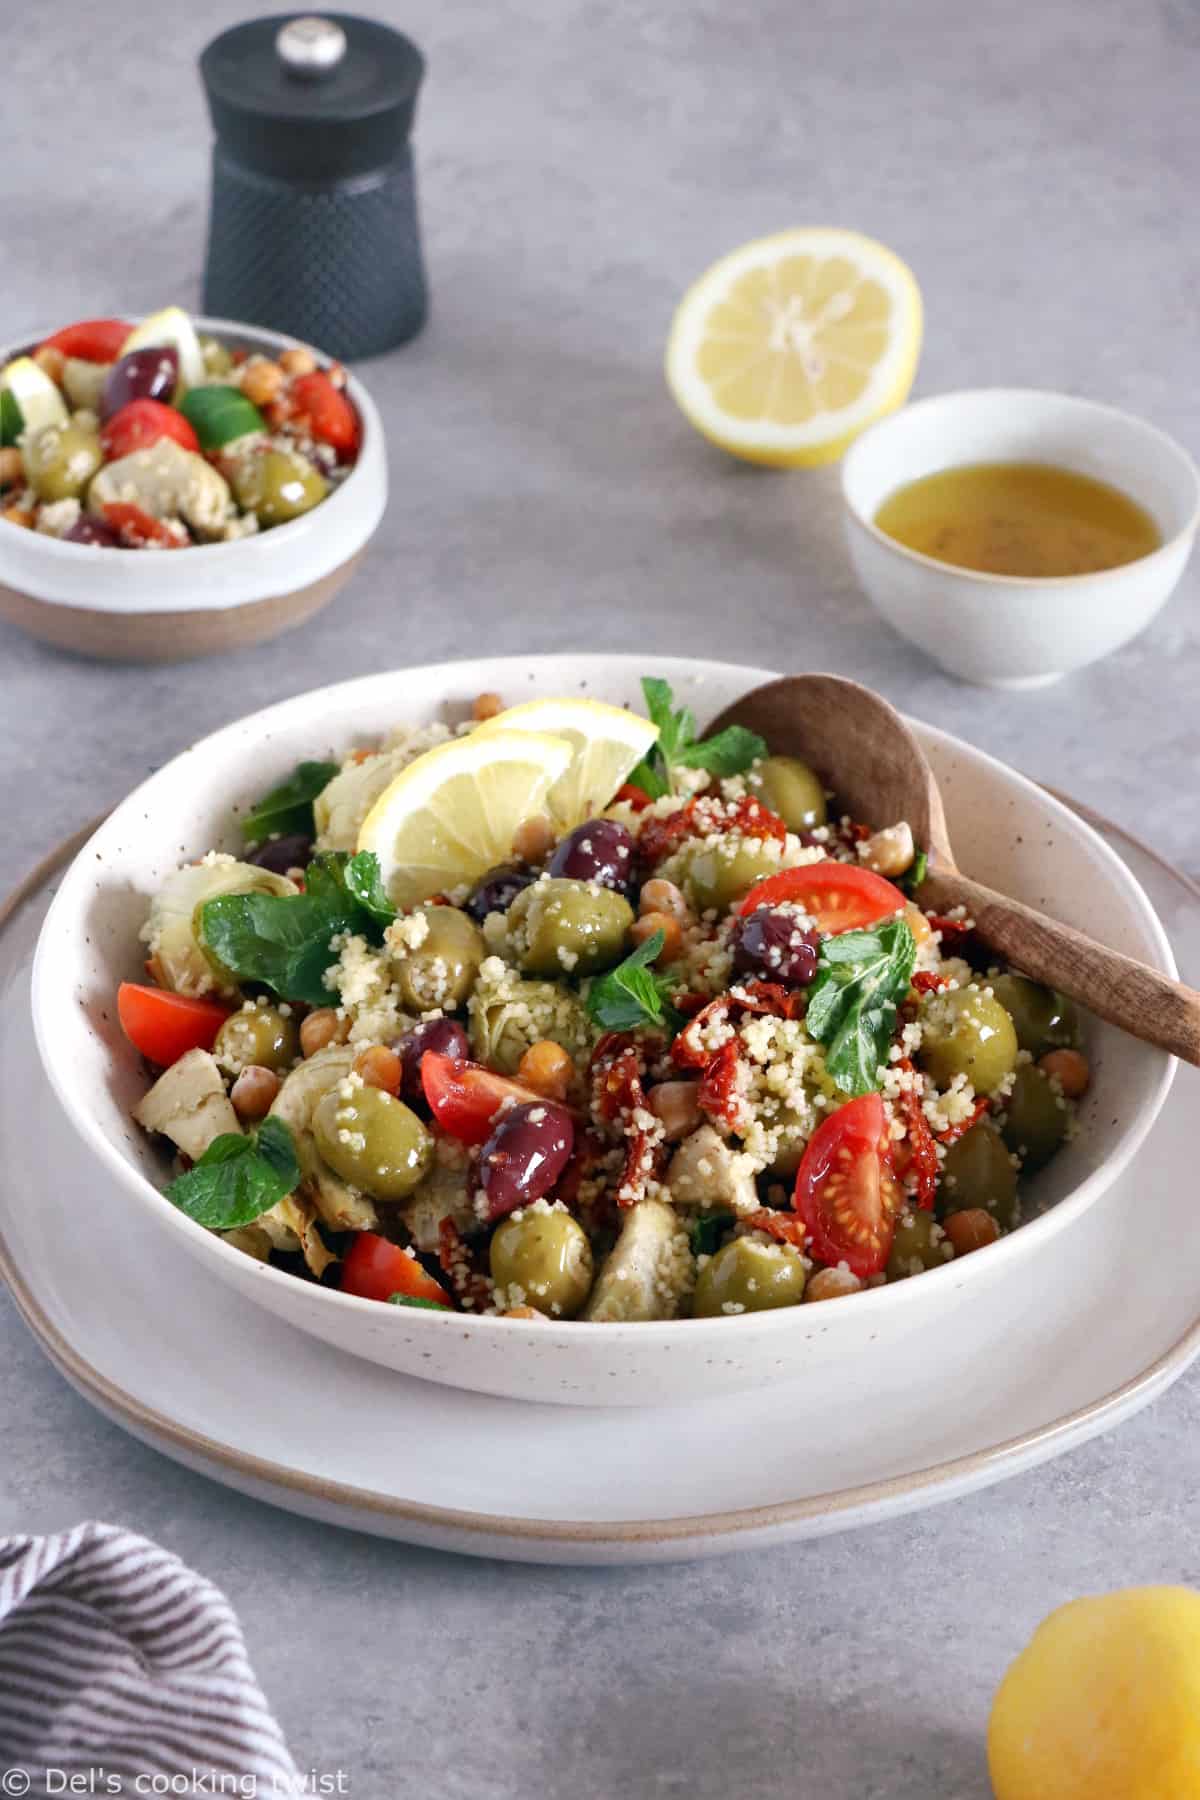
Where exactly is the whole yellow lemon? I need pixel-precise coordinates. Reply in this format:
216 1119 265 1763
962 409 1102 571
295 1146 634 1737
988 1587 1200 1799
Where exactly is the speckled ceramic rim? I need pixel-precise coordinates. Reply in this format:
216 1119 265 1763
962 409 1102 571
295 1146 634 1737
1 810 1197 1548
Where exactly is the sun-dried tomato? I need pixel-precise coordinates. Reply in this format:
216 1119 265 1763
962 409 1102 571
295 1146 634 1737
436 1218 490 1312
911 970 950 994
927 913 971 939
723 796 788 844
671 996 733 1070
697 1039 744 1130
591 1039 662 1208
734 980 807 1022
937 1096 990 1147
638 800 700 867
892 1058 940 1211
614 782 652 811
742 1207 809 1249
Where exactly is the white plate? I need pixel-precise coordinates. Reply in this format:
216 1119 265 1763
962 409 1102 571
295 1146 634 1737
2 810 1197 1564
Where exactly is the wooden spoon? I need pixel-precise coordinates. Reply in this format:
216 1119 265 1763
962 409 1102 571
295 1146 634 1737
707 674 1200 1066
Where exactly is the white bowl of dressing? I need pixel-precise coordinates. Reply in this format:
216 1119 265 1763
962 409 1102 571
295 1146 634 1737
841 388 1200 688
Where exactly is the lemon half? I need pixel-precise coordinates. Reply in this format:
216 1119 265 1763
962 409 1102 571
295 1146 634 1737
357 730 573 909
665 227 922 466
474 697 658 828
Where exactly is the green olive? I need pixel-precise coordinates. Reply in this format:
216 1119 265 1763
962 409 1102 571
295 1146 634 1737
692 1234 808 1317
939 1122 1018 1230
232 447 327 527
679 840 785 914
23 420 102 501
508 878 633 977
886 1208 952 1280
312 1084 433 1199
392 906 484 1011
213 1005 298 1075
752 755 827 832
489 1207 594 1317
919 986 1018 1096
989 975 1081 1058
999 1064 1069 1169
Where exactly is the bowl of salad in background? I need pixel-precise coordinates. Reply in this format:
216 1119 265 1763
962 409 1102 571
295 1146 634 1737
29 655 1177 1407
0 307 386 661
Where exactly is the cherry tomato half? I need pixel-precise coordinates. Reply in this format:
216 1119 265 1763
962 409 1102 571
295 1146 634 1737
421 1053 549 1146
340 1232 453 1306
37 318 132 363
740 861 905 934
101 398 199 462
101 502 180 548
793 1093 903 1279
290 371 359 460
117 982 230 1066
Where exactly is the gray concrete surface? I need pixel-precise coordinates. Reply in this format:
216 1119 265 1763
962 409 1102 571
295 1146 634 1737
2 1 1198 1794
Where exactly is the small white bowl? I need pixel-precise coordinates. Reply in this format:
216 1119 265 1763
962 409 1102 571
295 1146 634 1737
0 316 386 662
29 655 1178 1407
841 388 1200 688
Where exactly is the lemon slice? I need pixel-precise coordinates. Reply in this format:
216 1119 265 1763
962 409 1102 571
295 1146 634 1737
474 697 659 828
665 227 923 467
357 731 574 908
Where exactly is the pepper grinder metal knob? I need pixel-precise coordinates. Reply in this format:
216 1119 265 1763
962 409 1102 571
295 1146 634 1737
200 11 428 360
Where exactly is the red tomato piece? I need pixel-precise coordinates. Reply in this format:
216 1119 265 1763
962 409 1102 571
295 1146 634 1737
740 861 905 934
614 782 652 811
101 502 180 548
793 1093 903 1278
38 318 132 363
290 371 359 459
117 982 230 1066
421 1053 547 1146
101 398 199 461
340 1232 453 1306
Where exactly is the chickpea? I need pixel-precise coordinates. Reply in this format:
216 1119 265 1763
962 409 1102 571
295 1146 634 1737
240 358 285 407
512 814 556 863
629 912 683 963
904 902 933 949
353 1044 403 1095
501 1305 544 1321
278 346 317 377
472 691 503 722
942 1208 1000 1256
1 505 33 528
517 1039 575 1101
230 1065 281 1121
804 1267 862 1303
860 821 915 878
646 1080 701 1141
1038 1048 1090 1099
638 877 691 926
33 344 66 385
299 1007 350 1058
0 447 24 490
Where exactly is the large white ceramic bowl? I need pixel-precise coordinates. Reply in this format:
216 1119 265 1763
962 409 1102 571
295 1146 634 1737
0 316 386 661
841 389 1200 688
30 655 1178 1406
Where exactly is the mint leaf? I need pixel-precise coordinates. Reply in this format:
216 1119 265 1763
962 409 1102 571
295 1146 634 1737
343 851 395 925
242 760 338 844
198 851 394 1005
806 918 917 1096
637 675 766 795
900 848 929 895
585 929 681 1034
388 1294 452 1311
166 1116 300 1229
675 724 767 778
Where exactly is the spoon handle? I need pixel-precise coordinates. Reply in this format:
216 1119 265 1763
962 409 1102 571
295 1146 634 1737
918 871 1200 1067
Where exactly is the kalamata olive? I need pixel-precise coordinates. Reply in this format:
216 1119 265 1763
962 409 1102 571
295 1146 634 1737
64 515 120 547
246 832 312 875
549 818 634 891
464 863 536 922
101 346 179 420
396 1017 470 1107
478 1100 574 1220
730 908 819 986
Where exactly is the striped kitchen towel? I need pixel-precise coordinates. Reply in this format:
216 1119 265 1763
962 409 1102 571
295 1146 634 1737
0 1522 299 1793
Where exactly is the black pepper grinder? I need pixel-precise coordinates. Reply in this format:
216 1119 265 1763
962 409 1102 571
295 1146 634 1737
200 13 427 360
